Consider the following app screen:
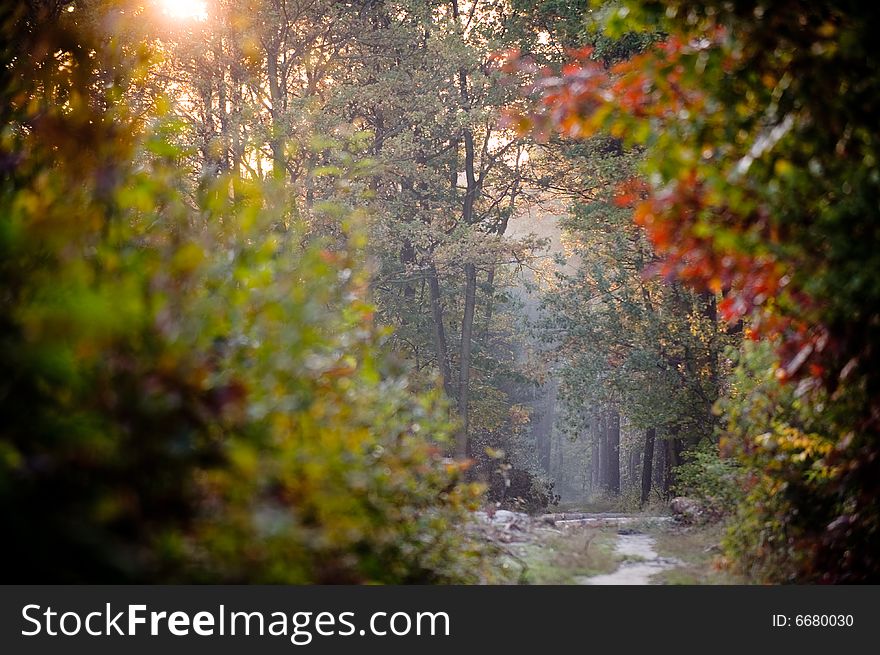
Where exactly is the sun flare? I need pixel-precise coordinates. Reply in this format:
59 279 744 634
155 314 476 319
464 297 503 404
160 0 208 21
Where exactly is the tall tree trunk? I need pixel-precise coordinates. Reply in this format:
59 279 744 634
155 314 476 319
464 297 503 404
607 408 621 494
536 385 554 474
590 414 600 493
265 45 285 180
598 411 609 492
427 264 453 398
230 62 243 186
641 427 656 506
655 434 666 490
663 434 682 497
454 122 477 458
700 288 721 445
538 416 551 474
455 261 476 458
451 0 479 460
214 38 230 177
626 447 634 485
555 431 564 481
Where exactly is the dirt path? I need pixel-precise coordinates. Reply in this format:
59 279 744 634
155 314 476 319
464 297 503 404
477 510 729 584
575 532 681 585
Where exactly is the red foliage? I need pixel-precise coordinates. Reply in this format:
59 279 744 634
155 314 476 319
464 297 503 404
502 35 833 387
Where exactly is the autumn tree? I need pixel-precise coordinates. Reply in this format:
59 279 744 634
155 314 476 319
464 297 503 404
320 1 554 467
140 2 559 480
0 0 495 583
517 0 880 580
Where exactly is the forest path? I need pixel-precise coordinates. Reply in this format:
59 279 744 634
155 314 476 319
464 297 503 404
574 531 681 585
481 511 731 584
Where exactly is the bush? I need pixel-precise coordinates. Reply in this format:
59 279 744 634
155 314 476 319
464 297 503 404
716 341 878 583
485 464 559 514
0 3 491 583
673 442 743 521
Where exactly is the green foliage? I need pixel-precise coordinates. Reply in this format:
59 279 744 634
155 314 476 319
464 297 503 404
317 0 554 486
0 1 491 583
673 442 742 518
484 463 559 514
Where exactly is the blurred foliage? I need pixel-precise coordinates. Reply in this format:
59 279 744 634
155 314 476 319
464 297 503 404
0 1 493 583
717 341 847 582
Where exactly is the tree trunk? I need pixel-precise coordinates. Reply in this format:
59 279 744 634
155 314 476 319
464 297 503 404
640 427 656 506
597 412 608 492
607 408 620 494
230 63 243 185
454 126 477 459
536 385 554 474
427 264 453 398
626 448 634 485
455 261 477 458
655 434 666 491
453 35 478 458
590 414 600 494
663 435 682 497
265 45 285 180
401 237 416 302
214 39 230 177
555 431 564 481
